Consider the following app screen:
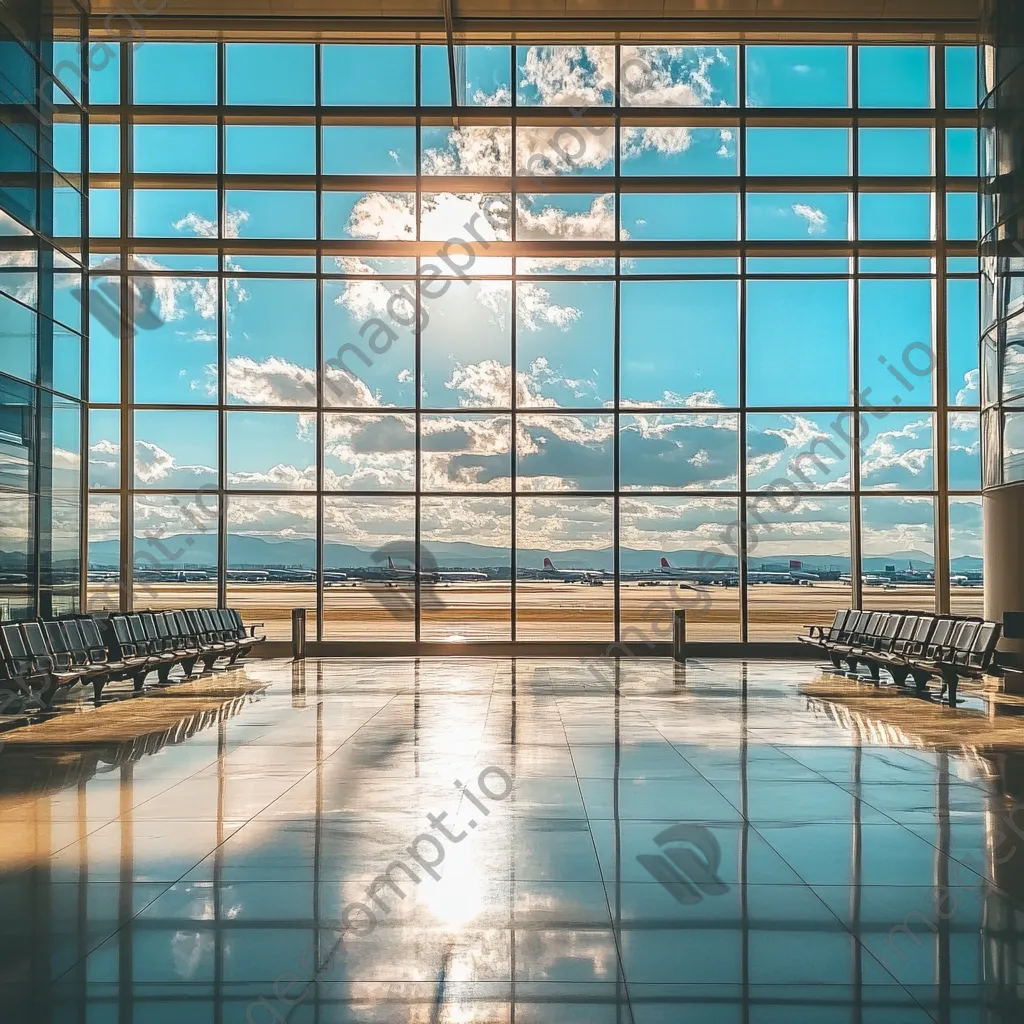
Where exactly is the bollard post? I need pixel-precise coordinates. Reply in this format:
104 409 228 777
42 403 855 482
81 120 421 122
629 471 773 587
672 609 687 662
291 608 307 660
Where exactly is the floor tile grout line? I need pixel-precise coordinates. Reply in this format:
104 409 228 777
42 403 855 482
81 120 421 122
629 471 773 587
48 688 406 986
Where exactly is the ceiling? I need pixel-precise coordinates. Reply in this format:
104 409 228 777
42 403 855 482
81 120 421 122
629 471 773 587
91 0 981 42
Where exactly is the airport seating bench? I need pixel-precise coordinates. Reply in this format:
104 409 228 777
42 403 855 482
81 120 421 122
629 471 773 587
0 608 264 708
798 609 1003 707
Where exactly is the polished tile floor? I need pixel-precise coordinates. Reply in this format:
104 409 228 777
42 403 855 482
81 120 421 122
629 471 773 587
1 657 1023 1022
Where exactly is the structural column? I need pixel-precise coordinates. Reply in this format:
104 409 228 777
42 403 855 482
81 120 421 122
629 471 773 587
980 0 1024 651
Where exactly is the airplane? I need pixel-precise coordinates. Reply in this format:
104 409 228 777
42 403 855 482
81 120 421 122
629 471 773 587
618 558 738 587
385 556 488 583
227 569 270 583
839 573 893 587
540 557 610 584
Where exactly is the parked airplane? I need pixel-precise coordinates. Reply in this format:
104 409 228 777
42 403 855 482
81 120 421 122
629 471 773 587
839 573 893 587
385 556 488 583
227 569 270 583
540 557 609 584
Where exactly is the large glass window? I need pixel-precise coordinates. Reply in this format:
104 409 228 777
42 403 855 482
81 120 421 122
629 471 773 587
86 41 981 641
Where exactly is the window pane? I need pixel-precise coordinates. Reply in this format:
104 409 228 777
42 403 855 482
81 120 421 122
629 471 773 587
225 126 315 175
421 414 511 492
422 280 510 409
517 281 614 408
747 128 850 176
518 193 615 241
946 128 979 176
945 46 979 108
620 497 740 642
747 414 851 492
620 126 737 176
516 46 615 106
518 414 614 491
322 45 415 106
858 128 933 176
135 125 218 174
87 495 120 612
323 127 416 175
746 193 850 240
134 189 218 238
226 412 315 491
859 279 935 405
324 413 415 492
948 278 980 406
949 496 983 617
516 497 612 641
861 496 935 612
621 193 738 241
88 267 120 404
949 412 981 490
323 191 417 241
860 413 935 491
135 43 217 105
226 191 316 240
227 495 316 640
1006 411 1024 482
421 126 512 176
88 408 119 489
133 493 218 611
621 46 739 107
623 413 739 491
747 280 851 407
226 44 315 105
621 280 739 408
323 497 416 640
746 496 851 640
322 278 416 408
134 276 218 404
859 193 933 240
226 278 316 406
946 192 979 241
517 124 613 177
134 410 218 489
746 46 850 108
91 123 121 174
858 46 933 108
421 497 511 642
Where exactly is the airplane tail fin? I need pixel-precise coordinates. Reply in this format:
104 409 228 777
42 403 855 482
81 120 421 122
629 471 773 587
387 556 396 570
660 557 671 568
543 557 554 569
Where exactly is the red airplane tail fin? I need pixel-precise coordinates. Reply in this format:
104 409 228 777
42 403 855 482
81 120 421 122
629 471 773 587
660 557 671 568
387 556 397 570
543 557 554 569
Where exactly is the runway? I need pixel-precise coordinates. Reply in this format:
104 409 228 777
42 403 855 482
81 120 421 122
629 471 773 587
87 580 985 644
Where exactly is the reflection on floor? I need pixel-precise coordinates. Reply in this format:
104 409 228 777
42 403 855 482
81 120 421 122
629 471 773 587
1 657 1022 1022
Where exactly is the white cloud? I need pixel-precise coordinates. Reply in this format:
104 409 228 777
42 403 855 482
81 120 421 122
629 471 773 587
792 204 828 235
516 194 618 241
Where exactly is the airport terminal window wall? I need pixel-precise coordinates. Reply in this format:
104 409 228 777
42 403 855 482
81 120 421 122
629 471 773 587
84 41 983 642
0 0 88 622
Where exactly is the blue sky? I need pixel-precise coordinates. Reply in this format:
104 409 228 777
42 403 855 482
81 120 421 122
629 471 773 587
64 42 983 565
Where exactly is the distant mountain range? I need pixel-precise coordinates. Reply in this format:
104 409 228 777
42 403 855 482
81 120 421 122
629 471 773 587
66 533 984 574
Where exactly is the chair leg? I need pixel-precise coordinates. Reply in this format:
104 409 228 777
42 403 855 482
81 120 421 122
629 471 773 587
888 665 910 687
228 649 241 666
828 652 844 670
133 672 148 693
845 656 859 673
865 661 880 683
182 656 198 677
201 652 218 671
39 679 58 709
157 664 171 684
912 669 932 694
93 678 106 703
940 668 960 707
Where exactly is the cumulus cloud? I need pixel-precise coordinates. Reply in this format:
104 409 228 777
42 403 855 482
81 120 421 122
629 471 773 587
134 440 216 489
620 45 733 108
861 418 933 488
516 194 618 241
173 209 250 239
792 204 829 235
422 126 511 176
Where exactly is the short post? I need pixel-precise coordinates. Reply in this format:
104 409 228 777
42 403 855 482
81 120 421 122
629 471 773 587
672 609 687 662
291 608 306 660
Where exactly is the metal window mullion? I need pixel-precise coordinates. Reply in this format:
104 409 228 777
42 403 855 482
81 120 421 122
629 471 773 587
316 42 325 642
414 45 422 643
511 91 518 643
119 41 133 613
850 45 864 611
935 45 951 615
738 47 749 643
613 50 622 644
217 41 228 611
79 22 90 614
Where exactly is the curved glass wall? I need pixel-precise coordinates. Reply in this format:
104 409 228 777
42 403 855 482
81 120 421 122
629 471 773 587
84 41 983 641
980 0 1024 492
